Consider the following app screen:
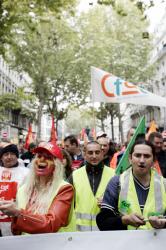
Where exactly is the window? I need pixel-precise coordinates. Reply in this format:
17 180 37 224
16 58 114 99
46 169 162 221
12 113 18 125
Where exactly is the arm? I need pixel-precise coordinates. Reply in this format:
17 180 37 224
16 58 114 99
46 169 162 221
97 175 127 231
13 184 74 234
0 184 74 234
96 175 145 230
97 209 127 231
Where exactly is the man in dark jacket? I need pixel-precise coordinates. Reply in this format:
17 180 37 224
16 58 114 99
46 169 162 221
148 132 166 177
21 143 36 167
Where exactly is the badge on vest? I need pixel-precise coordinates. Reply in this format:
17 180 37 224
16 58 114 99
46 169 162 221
148 212 163 217
120 200 131 214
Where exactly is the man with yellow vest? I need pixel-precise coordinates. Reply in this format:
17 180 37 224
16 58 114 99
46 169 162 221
97 140 166 230
68 141 114 231
0 141 75 234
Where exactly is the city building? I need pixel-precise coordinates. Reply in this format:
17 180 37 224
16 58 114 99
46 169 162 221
124 3 166 132
0 56 36 143
150 6 166 130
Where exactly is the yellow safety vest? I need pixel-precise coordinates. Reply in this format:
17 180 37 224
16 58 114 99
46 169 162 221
17 180 76 234
118 168 166 230
73 165 114 231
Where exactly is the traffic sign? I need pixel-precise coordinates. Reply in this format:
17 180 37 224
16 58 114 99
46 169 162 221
2 132 8 138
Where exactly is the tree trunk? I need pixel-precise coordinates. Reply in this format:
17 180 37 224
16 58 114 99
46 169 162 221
101 118 105 131
37 101 44 142
110 114 114 141
117 105 124 143
119 115 124 143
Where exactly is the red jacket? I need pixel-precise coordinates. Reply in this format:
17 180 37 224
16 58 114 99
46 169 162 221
12 184 74 234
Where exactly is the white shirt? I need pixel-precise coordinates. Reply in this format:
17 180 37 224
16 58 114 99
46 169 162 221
0 163 29 236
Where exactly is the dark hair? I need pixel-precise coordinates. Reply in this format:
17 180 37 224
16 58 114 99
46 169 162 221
84 141 101 152
108 140 116 157
62 149 73 178
130 140 156 160
28 143 36 150
64 135 78 147
148 132 162 143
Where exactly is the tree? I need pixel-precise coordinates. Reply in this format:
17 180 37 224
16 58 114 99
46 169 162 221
95 104 108 131
74 2 153 139
0 87 35 130
0 0 77 54
3 0 154 140
97 0 155 13
65 107 95 136
6 12 90 139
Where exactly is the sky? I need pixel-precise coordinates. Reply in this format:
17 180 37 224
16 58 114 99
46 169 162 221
146 0 166 31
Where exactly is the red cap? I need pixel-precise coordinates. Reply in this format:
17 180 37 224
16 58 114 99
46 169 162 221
33 141 63 160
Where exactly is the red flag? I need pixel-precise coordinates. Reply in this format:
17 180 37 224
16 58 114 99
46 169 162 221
83 133 89 145
24 124 33 149
50 114 57 143
91 128 96 140
80 128 85 141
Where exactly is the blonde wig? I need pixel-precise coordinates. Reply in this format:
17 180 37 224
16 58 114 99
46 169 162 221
21 156 64 214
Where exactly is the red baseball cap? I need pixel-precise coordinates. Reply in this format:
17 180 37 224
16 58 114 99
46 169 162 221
33 141 63 160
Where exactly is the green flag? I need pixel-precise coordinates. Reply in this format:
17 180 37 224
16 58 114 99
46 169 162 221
116 116 146 175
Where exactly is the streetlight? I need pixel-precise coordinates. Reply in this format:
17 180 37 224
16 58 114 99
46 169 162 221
142 31 149 39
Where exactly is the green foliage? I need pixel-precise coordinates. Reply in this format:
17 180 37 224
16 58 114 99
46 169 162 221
77 3 153 84
5 12 88 136
0 0 77 54
1 0 154 137
76 1 153 131
97 0 155 14
98 0 116 6
0 92 21 111
0 87 36 123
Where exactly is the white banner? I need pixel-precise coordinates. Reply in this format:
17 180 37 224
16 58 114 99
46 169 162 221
1 230 166 250
91 66 166 107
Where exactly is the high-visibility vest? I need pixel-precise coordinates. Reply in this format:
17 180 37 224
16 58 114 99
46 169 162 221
73 166 114 231
118 168 166 230
17 180 76 234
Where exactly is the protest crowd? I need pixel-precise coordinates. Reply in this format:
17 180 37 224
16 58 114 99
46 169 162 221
1 119 166 237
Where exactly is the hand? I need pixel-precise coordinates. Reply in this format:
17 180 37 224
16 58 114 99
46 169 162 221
0 200 20 217
148 216 166 229
122 213 145 228
97 196 103 208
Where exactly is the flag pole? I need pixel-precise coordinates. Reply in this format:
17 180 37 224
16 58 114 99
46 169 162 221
92 101 96 140
91 66 97 140
164 108 166 130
